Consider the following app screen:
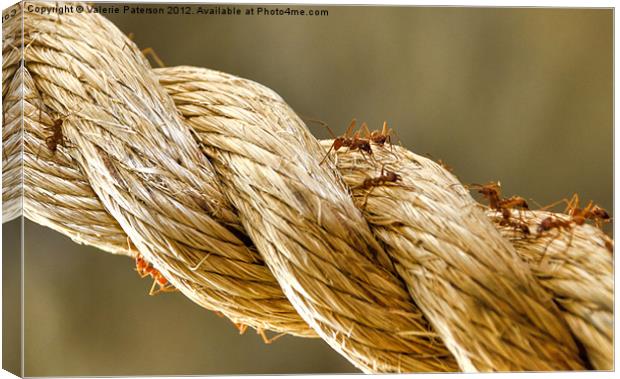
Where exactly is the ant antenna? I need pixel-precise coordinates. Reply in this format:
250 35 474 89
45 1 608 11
303 117 337 139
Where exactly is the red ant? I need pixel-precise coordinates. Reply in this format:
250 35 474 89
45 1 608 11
470 182 530 235
134 254 176 296
540 193 611 229
45 118 65 152
565 194 610 229
537 216 573 236
498 195 529 219
311 118 373 165
35 117 66 162
359 121 395 147
36 106 82 160
498 196 530 235
470 182 502 210
535 216 575 260
499 218 530 235
232 322 286 344
359 120 402 159
537 204 613 257
353 164 402 208
535 193 611 257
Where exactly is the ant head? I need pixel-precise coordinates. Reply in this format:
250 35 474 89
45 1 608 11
593 206 610 219
478 187 498 197
537 217 553 234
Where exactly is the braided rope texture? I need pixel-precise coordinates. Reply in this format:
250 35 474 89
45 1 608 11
2 1 612 372
488 210 613 370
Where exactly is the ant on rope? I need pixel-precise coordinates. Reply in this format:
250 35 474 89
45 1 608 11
468 182 531 235
45 117 66 153
306 118 374 165
535 193 611 258
134 253 176 296
353 164 402 208
535 216 576 261
536 216 573 237
565 193 610 229
359 121 398 148
538 193 611 230
36 116 67 161
232 322 286 344
35 101 82 160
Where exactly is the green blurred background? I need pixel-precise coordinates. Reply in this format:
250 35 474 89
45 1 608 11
9 3 614 376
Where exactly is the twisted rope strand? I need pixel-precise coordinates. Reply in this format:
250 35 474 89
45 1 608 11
16 2 314 338
318 140 584 371
159 65 457 372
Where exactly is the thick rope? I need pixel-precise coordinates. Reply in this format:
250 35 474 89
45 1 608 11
489 210 613 370
2 1 612 372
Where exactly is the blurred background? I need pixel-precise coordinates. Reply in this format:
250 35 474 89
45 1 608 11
8 3 613 376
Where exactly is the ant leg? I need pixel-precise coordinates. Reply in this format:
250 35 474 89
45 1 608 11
257 328 286 344
360 122 371 139
358 148 374 167
344 118 357 138
148 280 175 296
381 121 389 136
148 280 159 296
360 186 378 210
386 134 399 158
319 143 335 165
379 163 387 177
370 152 379 168
565 193 580 215
528 198 545 210
539 229 561 264
234 323 248 335
563 228 575 254
134 262 150 278
380 122 397 155
141 47 166 68
304 117 337 139
391 127 404 148
537 198 570 212
159 283 177 293
34 143 43 162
